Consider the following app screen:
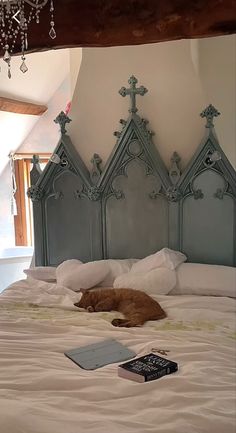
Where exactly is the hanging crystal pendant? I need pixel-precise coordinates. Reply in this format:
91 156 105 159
49 26 56 39
49 21 56 39
3 44 11 78
20 56 28 73
3 45 11 62
49 1 56 39
8 63 11 79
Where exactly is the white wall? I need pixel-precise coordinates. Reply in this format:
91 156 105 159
0 247 33 293
0 49 71 176
68 35 236 171
199 36 236 166
19 77 70 153
0 167 15 248
70 48 83 99
0 46 83 249
0 78 70 248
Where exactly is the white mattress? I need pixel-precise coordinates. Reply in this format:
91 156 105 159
0 279 235 433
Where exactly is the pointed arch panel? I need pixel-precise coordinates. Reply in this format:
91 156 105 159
29 92 236 267
104 159 169 259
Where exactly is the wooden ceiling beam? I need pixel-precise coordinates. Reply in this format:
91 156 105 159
0 97 48 115
0 0 235 57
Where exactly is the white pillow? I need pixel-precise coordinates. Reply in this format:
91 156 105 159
113 268 176 295
130 248 187 273
169 263 236 298
99 259 138 287
24 266 56 282
56 259 83 278
56 258 138 291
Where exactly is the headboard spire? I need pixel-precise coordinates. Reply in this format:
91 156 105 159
30 155 43 186
200 104 220 129
118 75 148 113
54 111 72 135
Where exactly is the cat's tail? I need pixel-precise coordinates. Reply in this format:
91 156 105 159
112 310 166 327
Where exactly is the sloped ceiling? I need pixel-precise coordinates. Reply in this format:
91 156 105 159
0 0 235 58
0 49 70 175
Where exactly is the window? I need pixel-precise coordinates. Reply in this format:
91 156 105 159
13 153 51 246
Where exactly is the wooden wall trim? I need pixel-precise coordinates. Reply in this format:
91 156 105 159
14 160 28 246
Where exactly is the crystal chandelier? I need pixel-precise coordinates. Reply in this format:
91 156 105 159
0 0 56 78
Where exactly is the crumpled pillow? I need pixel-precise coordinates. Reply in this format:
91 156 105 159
113 267 176 295
24 266 57 282
130 248 187 273
56 258 138 291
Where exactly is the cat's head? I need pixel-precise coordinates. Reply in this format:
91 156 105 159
74 288 93 309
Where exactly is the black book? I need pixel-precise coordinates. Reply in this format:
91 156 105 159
118 353 178 383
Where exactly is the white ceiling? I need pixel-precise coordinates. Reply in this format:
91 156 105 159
0 48 70 174
0 48 70 102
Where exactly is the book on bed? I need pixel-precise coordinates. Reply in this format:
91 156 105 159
118 353 178 383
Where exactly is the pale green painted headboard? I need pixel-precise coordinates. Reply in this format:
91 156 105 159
28 76 236 267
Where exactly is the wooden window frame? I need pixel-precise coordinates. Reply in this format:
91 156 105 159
13 153 51 246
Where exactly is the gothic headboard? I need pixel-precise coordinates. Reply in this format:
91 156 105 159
28 76 236 267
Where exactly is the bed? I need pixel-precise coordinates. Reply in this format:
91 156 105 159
1 77 236 433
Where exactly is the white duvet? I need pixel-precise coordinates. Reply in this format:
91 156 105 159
0 278 235 433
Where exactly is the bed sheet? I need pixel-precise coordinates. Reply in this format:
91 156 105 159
0 278 235 433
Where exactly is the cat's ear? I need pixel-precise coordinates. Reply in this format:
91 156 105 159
79 288 87 294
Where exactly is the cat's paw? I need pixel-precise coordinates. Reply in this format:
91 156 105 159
87 306 94 312
111 318 123 327
111 318 130 327
112 318 137 327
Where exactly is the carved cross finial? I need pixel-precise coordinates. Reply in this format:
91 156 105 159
171 152 181 164
30 154 42 185
32 154 40 165
169 152 181 185
119 76 148 114
200 104 220 128
54 111 72 134
90 153 102 184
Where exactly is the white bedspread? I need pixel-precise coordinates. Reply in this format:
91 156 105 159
0 279 235 433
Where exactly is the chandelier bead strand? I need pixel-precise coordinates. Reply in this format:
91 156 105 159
0 0 56 78
49 0 55 39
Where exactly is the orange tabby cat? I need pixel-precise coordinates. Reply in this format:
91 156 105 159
74 288 166 327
